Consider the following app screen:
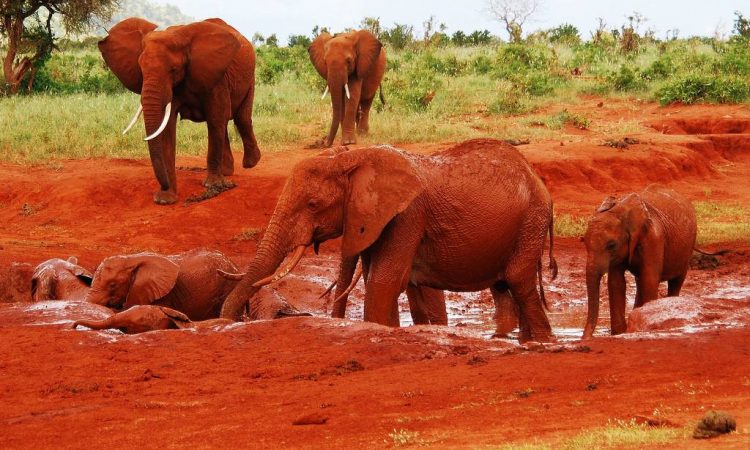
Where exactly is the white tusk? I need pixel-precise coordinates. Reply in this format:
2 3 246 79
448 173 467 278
344 83 351 100
321 86 329 100
252 245 307 288
144 102 172 141
122 105 142 135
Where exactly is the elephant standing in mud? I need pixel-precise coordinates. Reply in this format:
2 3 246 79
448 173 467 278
582 184 698 338
32 257 93 302
309 30 386 146
99 18 261 204
85 249 241 321
220 139 558 343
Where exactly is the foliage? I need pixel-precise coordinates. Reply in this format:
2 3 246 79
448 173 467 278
656 75 750 105
381 23 415 50
734 11 750 38
547 24 581 45
106 0 192 31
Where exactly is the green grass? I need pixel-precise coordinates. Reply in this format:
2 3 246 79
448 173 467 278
496 419 685 450
694 200 750 244
555 213 589 238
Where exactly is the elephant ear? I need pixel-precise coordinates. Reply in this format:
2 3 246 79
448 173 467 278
337 147 423 259
125 255 180 307
185 23 241 93
624 195 652 263
308 32 332 79
596 196 617 213
355 30 382 78
98 18 157 94
66 256 94 285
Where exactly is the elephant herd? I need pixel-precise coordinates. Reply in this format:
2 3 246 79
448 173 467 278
11 17 711 342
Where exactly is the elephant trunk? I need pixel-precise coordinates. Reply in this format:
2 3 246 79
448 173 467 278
219 218 295 320
583 263 603 339
324 71 347 147
73 317 114 331
140 80 171 191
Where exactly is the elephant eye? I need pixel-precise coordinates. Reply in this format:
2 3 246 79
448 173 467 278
606 241 617 251
307 199 321 211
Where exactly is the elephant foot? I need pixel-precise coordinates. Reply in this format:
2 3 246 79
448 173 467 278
154 190 178 205
342 137 357 146
242 147 261 168
221 160 235 177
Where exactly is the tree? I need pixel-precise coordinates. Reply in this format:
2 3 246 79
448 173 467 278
360 16 382 39
485 0 541 43
1 0 119 94
734 11 750 38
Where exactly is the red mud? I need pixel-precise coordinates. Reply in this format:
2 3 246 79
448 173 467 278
1 99 750 448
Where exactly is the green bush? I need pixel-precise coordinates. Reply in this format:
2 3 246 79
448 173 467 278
31 53 124 94
606 65 646 91
386 65 442 111
656 75 750 105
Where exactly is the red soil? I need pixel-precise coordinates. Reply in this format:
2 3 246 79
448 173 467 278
1 99 749 448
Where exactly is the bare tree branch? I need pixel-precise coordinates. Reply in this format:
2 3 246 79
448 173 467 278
485 0 541 43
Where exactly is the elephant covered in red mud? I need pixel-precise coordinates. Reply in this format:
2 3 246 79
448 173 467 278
582 184 698 338
220 139 557 343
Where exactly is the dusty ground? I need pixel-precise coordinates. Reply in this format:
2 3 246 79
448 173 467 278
1 99 749 448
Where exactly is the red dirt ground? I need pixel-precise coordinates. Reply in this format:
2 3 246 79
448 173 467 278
1 99 749 448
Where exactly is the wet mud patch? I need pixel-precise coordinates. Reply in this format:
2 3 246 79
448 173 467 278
184 180 237 204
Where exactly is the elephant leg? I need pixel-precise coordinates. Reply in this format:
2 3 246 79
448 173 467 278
492 282 517 337
331 255 359 318
608 269 628 335
362 216 421 327
506 255 553 343
407 285 446 325
234 91 261 169
667 273 686 297
406 285 430 325
204 120 228 188
221 128 234 177
357 96 375 135
342 80 362 145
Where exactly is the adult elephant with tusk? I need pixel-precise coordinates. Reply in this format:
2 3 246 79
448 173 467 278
99 17 261 205
309 30 386 147
220 139 558 343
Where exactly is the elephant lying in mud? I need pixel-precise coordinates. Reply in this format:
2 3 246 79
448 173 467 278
220 139 558 343
32 257 93 302
582 184 698 338
72 305 233 334
85 249 241 321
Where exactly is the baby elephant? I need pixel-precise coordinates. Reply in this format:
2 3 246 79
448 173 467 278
72 305 233 334
85 249 239 321
32 257 93 302
582 184 697 338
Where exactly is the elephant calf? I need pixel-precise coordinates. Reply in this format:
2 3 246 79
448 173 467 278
32 257 93 302
72 305 234 334
85 249 240 321
582 184 697 338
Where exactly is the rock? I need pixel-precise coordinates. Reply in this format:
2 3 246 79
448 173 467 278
693 410 736 439
292 413 328 426
627 296 748 333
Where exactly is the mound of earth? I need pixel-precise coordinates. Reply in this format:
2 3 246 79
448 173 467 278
0 301 112 328
627 296 750 333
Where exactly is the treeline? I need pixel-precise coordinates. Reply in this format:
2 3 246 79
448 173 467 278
9 12 750 109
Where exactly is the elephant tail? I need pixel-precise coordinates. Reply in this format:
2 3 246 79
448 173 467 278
693 247 731 256
548 212 558 280
379 85 386 107
537 260 549 312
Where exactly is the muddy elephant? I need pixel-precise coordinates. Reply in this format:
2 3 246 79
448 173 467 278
32 257 93 302
99 17 261 205
221 139 557 343
85 249 241 321
582 184 697 338
309 30 386 146
72 305 234 334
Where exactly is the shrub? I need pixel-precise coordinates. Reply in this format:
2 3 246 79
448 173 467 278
548 24 581 45
606 65 646 91
656 75 750 105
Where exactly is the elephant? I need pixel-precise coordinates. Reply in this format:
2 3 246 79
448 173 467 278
309 30 387 147
31 257 93 302
72 305 234 334
220 139 557 343
85 249 241 321
99 17 261 205
582 184 697 338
